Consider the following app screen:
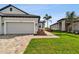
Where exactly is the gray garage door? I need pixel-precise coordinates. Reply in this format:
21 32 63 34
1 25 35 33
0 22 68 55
6 22 34 34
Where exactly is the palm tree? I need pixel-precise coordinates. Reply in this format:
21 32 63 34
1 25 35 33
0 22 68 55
43 14 52 28
66 11 76 32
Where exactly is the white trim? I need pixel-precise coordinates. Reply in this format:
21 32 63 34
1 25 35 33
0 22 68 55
4 20 35 22
33 22 36 34
4 21 35 34
4 21 6 34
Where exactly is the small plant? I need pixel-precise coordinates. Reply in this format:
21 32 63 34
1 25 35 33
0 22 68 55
37 29 46 35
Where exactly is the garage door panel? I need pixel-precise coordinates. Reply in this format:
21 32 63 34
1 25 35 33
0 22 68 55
6 22 34 34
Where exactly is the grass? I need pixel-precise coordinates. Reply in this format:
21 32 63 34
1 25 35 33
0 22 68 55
24 31 79 54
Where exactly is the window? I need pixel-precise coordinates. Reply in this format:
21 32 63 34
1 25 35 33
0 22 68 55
10 8 12 11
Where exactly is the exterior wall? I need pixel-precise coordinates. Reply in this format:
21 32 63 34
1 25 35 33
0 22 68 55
39 23 45 29
2 17 39 34
50 23 59 30
72 22 79 31
51 20 66 31
39 23 42 28
66 22 79 32
0 6 25 14
59 22 62 31
61 20 66 31
0 16 2 34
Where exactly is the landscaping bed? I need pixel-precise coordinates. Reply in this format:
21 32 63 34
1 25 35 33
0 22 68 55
35 29 47 35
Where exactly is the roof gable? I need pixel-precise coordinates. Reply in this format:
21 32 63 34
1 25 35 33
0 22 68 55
0 4 40 21
0 4 29 15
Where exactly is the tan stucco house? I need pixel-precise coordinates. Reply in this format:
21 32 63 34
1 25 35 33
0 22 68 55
0 4 44 35
50 18 79 33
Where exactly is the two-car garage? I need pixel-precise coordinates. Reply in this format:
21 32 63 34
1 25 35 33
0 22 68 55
1 16 39 35
2 17 38 35
4 22 35 34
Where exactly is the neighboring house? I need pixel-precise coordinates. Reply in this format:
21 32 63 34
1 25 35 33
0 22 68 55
50 18 79 33
50 23 59 30
0 4 44 35
57 18 66 31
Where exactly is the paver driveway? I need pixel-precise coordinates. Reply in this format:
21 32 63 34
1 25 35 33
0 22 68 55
0 35 32 54
0 31 58 54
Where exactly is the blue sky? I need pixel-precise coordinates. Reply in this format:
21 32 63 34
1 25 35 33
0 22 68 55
0 4 79 26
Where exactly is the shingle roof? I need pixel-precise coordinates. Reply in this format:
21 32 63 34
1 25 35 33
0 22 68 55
57 17 78 22
0 13 40 18
50 22 58 26
57 18 67 22
39 20 45 23
0 4 40 18
0 4 29 15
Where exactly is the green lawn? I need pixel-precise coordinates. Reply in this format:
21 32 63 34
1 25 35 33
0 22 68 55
24 31 79 54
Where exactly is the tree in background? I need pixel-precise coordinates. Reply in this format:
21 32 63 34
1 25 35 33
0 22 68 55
66 11 76 32
43 14 52 29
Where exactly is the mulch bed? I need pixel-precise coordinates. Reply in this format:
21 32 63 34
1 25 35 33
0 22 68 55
45 28 53 32
35 29 47 36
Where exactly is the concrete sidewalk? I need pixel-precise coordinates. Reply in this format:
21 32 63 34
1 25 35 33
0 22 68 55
32 31 59 38
45 31 56 36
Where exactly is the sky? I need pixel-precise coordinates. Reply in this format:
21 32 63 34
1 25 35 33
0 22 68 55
0 4 79 26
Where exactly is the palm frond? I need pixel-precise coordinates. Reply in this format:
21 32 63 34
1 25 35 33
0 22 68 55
66 11 76 21
43 14 52 20
66 11 70 18
70 11 76 18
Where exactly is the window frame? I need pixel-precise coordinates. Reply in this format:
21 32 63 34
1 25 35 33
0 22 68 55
10 8 12 11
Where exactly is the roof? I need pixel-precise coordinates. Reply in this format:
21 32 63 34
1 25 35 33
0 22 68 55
51 16 79 27
0 4 40 18
57 18 67 22
0 13 40 18
50 22 58 26
0 4 29 15
57 17 78 22
39 20 45 23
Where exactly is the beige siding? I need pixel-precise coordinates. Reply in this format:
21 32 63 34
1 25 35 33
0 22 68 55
0 6 25 14
61 20 66 31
